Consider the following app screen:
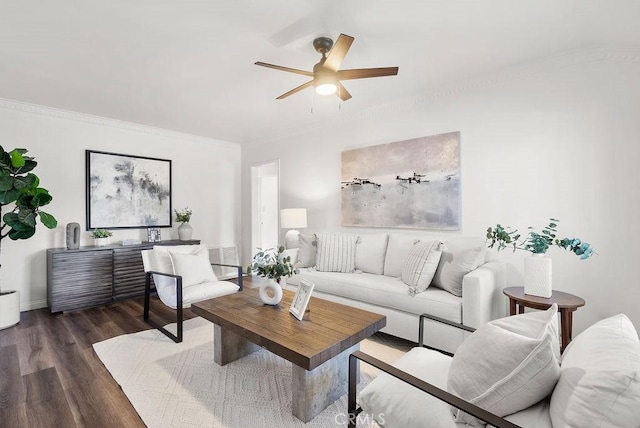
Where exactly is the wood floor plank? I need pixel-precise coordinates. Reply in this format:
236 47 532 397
23 367 76 427
0 344 25 409
14 325 55 376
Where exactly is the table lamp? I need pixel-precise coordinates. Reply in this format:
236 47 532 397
281 208 307 249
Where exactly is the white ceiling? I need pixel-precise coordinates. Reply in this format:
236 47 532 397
1 1 639 145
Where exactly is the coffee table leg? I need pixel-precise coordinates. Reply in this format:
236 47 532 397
291 343 360 423
214 324 260 366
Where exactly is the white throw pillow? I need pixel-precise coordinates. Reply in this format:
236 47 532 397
355 233 389 275
150 244 210 290
315 233 358 273
383 233 420 277
549 314 640 427
401 240 443 295
447 304 561 424
169 250 218 287
432 237 486 297
296 234 316 268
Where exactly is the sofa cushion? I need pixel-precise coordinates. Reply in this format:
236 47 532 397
383 233 420 277
549 314 640 427
432 237 486 297
355 233 388 275
315 233 358 273
151 244 209 291
402 240 443 295
290 269 462 322
360 347 456 427
296 234 316 267
448 304 561 424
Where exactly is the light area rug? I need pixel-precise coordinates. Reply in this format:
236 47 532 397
93 317 408 427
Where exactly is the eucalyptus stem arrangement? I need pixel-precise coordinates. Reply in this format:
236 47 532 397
486 218 595 259
247 246 296 284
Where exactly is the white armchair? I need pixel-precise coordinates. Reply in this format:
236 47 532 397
141 244 243 342
349 309 640 427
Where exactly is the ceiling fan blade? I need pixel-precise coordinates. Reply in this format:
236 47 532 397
337 83 352 101
255 62 313 77
323 33 354 72
276 80 314 99
337 67 399 81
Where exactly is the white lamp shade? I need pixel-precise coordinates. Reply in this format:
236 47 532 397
280 208 307 229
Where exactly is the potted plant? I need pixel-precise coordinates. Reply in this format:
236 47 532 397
0 146 57 329
486 218 595 297
174 207 193 240
247 246 296 305
90 228 113 247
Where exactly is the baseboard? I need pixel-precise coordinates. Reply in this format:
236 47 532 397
21 299 48 312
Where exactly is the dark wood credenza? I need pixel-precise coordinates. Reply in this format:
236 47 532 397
47 239 199 313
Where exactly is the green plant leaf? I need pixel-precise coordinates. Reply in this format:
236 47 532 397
18 159 37 174
17 209 37 227
32 189 52 206
0 175 13 191
9 149 25 168
9 226 36 240
13 173 37 190
0 188 20 204
39 211 57 228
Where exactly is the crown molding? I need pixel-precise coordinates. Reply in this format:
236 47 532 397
256 45 640 145
0 97 239 149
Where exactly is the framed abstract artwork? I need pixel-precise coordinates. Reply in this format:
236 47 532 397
341 131 461 230
86 150 172 229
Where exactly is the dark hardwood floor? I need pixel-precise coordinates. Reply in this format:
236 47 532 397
0 297 197 427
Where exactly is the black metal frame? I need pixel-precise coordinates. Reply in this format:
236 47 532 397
347 313 520 428
143 264 243 343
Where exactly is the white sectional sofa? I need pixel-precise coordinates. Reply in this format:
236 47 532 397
285 232 507 353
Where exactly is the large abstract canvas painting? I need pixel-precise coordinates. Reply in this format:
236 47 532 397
342 132 460 230
86 150 172 229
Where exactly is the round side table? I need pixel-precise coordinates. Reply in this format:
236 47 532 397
503 286 585 353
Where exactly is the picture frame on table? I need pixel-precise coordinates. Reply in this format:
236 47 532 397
147 227 161 243
290 279 315 320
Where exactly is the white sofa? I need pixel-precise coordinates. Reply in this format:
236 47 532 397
285 232 507 353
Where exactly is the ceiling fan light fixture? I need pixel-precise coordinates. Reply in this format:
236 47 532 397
315 82 337 96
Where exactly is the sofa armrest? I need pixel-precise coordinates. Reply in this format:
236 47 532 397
419 313 476 355
462 261 507 328
348 350 520 428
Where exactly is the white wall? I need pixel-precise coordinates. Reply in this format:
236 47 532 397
0 99 241 311
242 47 640 335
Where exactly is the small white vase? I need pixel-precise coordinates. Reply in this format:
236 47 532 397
178 222 193 240
94 237 110 247
0 290 20 330
259 279 283 305
524 254 552 298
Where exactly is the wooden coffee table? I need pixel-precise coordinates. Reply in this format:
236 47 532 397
192 282 386 422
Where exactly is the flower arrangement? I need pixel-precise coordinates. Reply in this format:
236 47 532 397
90 229 113 238
486 218 594 259
247 246 296 284
174 207 192 223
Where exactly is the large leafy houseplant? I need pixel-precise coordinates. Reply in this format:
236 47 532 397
0 146 58 293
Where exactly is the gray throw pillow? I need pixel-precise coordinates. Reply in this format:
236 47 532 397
296 234 317 268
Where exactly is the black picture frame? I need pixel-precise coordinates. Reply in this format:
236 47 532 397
86 150 172 230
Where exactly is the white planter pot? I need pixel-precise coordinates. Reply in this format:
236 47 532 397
0 290 20 329
94 237 110 247
178 222 193 240
524 254 552 298
259 279 283 305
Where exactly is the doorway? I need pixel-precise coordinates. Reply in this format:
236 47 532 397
250 160 280 255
